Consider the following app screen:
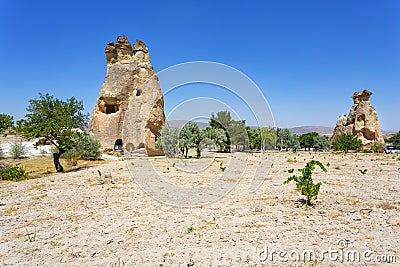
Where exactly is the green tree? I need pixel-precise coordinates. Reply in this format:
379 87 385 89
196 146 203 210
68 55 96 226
246 127 261 150
0 114 14 136
209 111 232 152
204 127 227 151
179 122 203 158
277 128 294 150
17 93 88 172
228 120 248 150
260 127 278 150
299 132 318 150
155 126 180 156
291 134 300 150
331 133 362 153
385 131 400 145
313 135 331 151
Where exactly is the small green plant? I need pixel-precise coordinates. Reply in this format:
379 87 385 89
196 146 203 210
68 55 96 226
9 141 28 159
359 169 368 175
219 161 226 172
0 146 4 158
187 227 194 233
284 160 327 206
0 163 29 181
26 228 36 242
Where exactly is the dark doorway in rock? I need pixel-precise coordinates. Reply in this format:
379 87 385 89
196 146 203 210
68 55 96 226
105 104 119 114
138 143 145 149
136 89 142 97
99 97 119 114
114 139 123 150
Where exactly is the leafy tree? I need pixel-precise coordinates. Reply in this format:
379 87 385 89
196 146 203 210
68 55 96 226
260 127 278 150
291 134 300 150
299 132 318 150
209 111 232 152
246 127 261 150
155 126 180 157
313 135 331 151
228 120 248 150
179 122 203 158
0 114 14 136
204 127 227 151
277 128 297 150
331 133 362 153
385 131 400 145
284 160 327 206
17 93 88 172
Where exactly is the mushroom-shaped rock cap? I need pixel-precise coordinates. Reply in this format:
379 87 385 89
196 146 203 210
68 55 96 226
133 39 149 53
104 41 116 53
352 89 372 103
115 35 133 52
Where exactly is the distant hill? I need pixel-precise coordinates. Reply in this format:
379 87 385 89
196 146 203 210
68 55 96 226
289 126 334 136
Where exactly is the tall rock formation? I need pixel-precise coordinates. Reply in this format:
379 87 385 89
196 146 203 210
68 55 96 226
332 89 384 148
89 35 165 156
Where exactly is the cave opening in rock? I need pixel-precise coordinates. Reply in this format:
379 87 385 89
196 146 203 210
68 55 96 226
99 97 119 114
114 139 123 150
136 89 142 97
105 104 119 114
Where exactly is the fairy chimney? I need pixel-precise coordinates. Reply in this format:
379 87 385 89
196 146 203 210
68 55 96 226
332 89 384 148
89 35 165 156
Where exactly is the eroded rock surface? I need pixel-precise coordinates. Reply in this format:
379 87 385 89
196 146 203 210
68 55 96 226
89 36 165 156
332 89 384 148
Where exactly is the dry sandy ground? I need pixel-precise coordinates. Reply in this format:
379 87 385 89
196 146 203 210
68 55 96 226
0 152 399 266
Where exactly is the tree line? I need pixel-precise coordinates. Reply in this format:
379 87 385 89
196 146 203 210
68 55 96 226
155 110 374 158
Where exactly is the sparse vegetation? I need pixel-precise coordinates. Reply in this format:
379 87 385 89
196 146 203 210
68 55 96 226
331 133 362 153
284 160 327 206
0 113 14 136
9 141 28 159
0 163 29 181
61 133 101 160
385 131 400 145
359 169 368 175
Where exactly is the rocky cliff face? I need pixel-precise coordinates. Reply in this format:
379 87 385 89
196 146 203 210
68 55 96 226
89 35 165 156
332 89 384 148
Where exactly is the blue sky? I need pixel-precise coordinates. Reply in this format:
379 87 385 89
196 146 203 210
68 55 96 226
0 0 399 130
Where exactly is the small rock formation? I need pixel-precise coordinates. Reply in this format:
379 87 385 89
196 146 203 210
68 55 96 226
89 35 165 156
332 89 384 148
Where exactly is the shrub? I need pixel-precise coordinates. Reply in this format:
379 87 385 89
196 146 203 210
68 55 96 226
9 141 28 159
284 160 327 206
53 133 101 160
0 146 4 158
0 163 29 181
331 133 362 153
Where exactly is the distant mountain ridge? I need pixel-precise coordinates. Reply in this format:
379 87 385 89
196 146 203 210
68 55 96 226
288 126 334 135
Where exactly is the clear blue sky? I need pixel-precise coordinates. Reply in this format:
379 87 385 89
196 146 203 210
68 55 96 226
0 0 399 130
